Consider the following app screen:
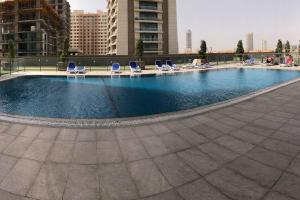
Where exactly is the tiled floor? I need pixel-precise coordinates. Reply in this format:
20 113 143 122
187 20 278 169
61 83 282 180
0 81 300 200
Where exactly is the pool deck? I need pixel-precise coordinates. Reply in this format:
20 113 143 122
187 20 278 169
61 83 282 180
0 65 300 199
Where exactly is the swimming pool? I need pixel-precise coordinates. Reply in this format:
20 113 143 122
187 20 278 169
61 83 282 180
0 68 299 119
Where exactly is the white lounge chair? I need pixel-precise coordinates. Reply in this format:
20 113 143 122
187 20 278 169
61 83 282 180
166 60 180 71
129 61 142 73
155 60 169 71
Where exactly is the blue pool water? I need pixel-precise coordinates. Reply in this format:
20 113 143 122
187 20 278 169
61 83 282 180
0 69 299 119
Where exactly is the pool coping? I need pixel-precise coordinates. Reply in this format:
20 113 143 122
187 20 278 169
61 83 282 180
0 66 300 128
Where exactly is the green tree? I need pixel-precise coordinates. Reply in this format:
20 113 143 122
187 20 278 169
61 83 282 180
285 40 290 55
235 40 244 61
198 40 207 59
135 39 144 59
298 40 300 54
8 39 16 67
275 39 283 56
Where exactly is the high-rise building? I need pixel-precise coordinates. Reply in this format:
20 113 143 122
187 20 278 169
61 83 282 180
48 0 71 53
0 0 65 56
246 32 254 52
70 10 108 55
107 0 179 55
262 40 267 51
185 29 192 53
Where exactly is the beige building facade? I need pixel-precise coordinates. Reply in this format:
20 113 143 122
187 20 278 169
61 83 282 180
70 10 107 55
107 0 178 55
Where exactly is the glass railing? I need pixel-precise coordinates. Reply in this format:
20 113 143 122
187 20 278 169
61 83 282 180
140 38 158 41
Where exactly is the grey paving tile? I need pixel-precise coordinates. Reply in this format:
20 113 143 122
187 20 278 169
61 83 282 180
0 155 17 182
261 138 300 157
0 159 41 196
97 141 122 164
273 173 300 200
63 165 99 200
177 148 218 175
287 158 300 177
76 129 96 141
229 111 263 123
205 168 267 200
247 147 292 170
0 189 32 200
160 133 190 152
215 135 254 154
0 123 9 134
228 156 282 188
23 139 53 161
128 159 172 197
229 129 266 145
0 134 16 153
193 115 215 124
203 112 225 120
163 120 187 131
143 190 183 200
115 127 137 140
279 124 300 135
141 136 169 157
177 179 230 200
149 124 171 135
38 128 60 140
28 163 68 200
198 142 239 164
242 125 274 137
205 121 236 133
3 136 34 157
192 124 223 139
134 126 156 138
96 129 116 141
119 139 149 162
99 164 138 200
49 141 74 163
263 191 294 200
154 154 199 187
218 117 246 128
20 127 42 138
181 118 199 128
72 142 97 164
176 128 208 146
57 128 77 141
252 119 285 130
272 131 300 146
5 124 26 136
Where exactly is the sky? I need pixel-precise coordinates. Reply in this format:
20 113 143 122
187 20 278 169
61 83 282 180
70 0 300 53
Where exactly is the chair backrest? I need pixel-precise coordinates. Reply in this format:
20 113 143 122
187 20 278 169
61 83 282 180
130 61 137 69
155 60 162 67
192 59 199 65
166 60 172 66
68 62 76 69
112 63 120 70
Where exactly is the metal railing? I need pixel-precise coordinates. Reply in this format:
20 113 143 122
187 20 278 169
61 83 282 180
0 52 299 77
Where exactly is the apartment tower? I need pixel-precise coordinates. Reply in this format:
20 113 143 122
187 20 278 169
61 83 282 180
48 0 71 53
246 32 254 52
70 10 108 55
185 29 192 53
107 0 178 55
0 0 64 56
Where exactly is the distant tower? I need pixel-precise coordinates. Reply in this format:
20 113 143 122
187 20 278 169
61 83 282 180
246 32 254 52
262 40 267 51
185 29 192 53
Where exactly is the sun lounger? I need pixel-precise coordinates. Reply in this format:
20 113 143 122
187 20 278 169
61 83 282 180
185 59 200 68
155 60 169 71
129 61 142 73
77 66 86 74
166 60 180 71
111 63 121 73
67 62 77 73
243 57 256 66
